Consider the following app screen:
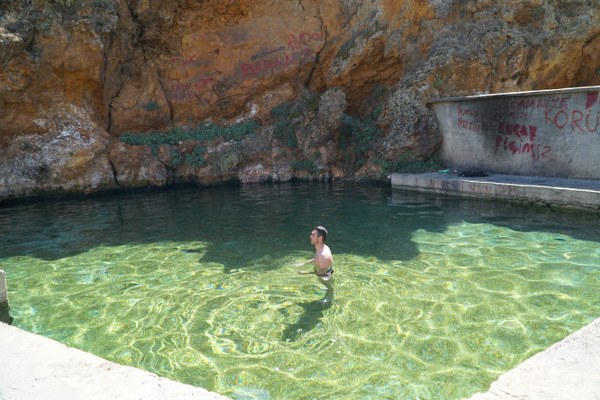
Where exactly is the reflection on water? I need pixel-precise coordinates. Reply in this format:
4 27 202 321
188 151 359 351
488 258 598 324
1 182 599 400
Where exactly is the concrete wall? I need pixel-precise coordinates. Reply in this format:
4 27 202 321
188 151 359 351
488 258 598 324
0 270 7 308
0 270 10 324
431 86 600 180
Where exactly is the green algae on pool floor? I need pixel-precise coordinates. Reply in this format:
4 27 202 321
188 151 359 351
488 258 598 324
1 183 599 399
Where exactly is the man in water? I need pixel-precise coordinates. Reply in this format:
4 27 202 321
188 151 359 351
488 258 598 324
299 226 334 301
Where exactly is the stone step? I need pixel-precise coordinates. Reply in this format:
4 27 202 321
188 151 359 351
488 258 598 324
391 172 600 211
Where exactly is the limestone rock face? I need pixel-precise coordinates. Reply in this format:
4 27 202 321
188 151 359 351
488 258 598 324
0 105 115 198
109 142 167 188
1 0 599 199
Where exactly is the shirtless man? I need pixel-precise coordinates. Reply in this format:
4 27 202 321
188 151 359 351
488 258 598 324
299 226 334 300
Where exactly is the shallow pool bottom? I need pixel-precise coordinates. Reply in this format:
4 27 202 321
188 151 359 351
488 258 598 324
2 183 599 399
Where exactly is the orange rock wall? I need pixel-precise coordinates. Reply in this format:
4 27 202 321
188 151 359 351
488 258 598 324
1 0 599 199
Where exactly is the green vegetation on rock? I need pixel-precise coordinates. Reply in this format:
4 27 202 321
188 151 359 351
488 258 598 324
377 153 443 174
119 121 258 170
292 158 321 173
271 91 319 148
184 146 206 167
340 107 383 171
119 120 259 147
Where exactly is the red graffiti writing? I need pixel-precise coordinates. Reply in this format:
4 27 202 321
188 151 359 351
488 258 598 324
169 75 215 103
456 107 481 132
457 118 481 133
170 83 197 102
508 95 570 111
286 31 324 51
494 122 554 160
456 94 600 136
586 92 599 110
241 47 314 78
498 123 537 140
170 55 201 66
193 77 216 91
458 106 478 118
544 107 600 133
495 136 554 161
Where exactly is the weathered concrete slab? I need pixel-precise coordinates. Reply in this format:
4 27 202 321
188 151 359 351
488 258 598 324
0 270 7 307
391 172 600 211
465 318 600 400
0 323 230 400
430 86 600 180
0 270 9 324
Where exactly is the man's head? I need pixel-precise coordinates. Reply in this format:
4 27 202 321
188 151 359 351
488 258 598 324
310 226 328 245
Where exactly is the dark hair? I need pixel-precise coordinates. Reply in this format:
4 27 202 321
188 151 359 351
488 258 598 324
314 226 328 242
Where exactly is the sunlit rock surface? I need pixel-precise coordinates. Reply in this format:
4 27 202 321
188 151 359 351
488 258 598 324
1 0 599 199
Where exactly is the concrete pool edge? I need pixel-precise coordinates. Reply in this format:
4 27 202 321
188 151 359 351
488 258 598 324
465 317 600 400
2 319 599 400
391 172 600 211
0 322 230 400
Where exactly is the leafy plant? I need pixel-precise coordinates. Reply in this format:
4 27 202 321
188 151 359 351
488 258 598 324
270 91 320 149
170 148 181 168
270 101 291 119
271 102 297 148
119 120 259 147
214 148 240 173
379 153 443 174
292 159 319 173
185 146 206 167
433 75 445 89
369 84 388 101
340 108 383 172
120 121 258 169
363 84 389 109
44 0 81 17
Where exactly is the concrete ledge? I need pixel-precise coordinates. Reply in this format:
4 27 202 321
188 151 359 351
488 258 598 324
0 270 7 307
428 85 600 103
0 323 230 400
465 318 600 400
391 172 600 211
1 303 598 400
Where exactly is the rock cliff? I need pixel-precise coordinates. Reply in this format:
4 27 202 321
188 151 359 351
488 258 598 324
1 0 599 199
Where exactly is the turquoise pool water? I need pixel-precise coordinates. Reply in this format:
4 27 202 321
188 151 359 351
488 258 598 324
1 183 599 399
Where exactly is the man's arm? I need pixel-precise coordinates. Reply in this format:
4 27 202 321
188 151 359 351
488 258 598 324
298 258 315 274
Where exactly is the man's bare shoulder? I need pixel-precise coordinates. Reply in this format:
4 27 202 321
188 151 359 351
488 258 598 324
315 245 333 267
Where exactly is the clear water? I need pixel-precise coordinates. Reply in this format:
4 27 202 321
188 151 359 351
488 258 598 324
1 183 599 400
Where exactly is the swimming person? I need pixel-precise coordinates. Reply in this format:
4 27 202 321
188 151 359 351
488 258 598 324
299 226 334 301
